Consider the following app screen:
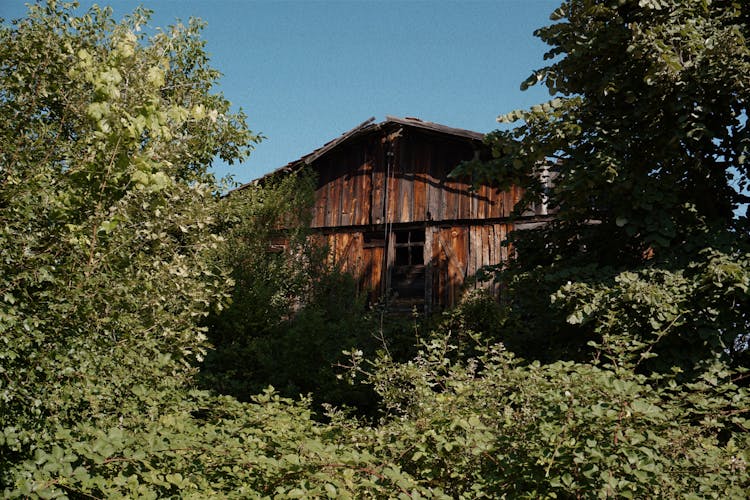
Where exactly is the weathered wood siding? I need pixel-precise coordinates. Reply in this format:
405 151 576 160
310 128 520 229
300 123 527 310
318 222 511 309
426 223 510 309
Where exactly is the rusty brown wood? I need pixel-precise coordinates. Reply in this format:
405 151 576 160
438 230 466 281
424 226 434 313
399 134 413 223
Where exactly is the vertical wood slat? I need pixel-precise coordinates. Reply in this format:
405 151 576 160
424 226 434 313
458 176 471 221
470 181 479 221
435 228 443 307
426 140 440 222
443 144 458 221
466 225 475 288
338 147 357 226
371 138 384 224
328 161 337 227
313 159 329 228
387 136 400 225
398 130 411 223
413 140 426 222
310 129 525 228
358 143 373 226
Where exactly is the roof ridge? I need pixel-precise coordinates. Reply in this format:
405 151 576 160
230 116 484 193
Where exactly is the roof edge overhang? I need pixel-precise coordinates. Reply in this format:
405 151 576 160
231 116 485 192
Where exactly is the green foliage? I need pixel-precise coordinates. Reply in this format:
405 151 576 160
0 0 257 489
459 0 750 371
471 0 750 254
552 248 750 373
5 389 428 498
201 174 382 414
4 2 748 498
361 332 750 498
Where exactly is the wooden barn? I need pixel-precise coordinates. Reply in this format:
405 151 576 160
244 116 548 312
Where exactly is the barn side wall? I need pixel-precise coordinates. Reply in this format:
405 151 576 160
310 129 522 229
318 222 512 310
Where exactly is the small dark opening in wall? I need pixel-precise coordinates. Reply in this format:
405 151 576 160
391 228 427 305
396 246 410 266
393 229 425 267
411 246 424 265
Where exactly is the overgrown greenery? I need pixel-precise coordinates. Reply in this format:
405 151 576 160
201 173 382 414
0 0 258 491
1 1 748 498
461 0 750 372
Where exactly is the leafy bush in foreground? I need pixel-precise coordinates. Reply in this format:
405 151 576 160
2 1 748 498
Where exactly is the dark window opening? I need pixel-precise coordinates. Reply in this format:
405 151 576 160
396 246 410 265
391 229 426 303
411 246 424 265
393 229 425 267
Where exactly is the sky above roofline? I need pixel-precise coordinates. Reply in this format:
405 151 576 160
1 0 561 185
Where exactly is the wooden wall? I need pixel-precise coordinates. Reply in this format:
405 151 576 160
311 128 522 229
305 124 524 310
319 222 511 309
427 223 510 309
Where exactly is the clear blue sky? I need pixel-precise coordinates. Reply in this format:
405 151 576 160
1 0 560 185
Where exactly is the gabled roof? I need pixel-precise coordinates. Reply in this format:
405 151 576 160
233 116 485 191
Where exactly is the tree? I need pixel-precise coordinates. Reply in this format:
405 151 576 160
2 2 748 497
200 172 380 415
462 0 750 370
0 0 258 487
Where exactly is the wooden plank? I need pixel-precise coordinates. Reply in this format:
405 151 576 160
471 225 480 289
337 156 347 227
484 187 494 219
328 159 338 227
455 227 468 280
487 187 499 219
313 160 330 228
441 229 448 308
453 175 473 219
371 139 385 224
426 139 440 222
339 147 353 227
399 133 413 223
413 140 427 222
313 186 325 227
358 143 373 225
348 145 360 226
470 181 478 220
436 228 446 307
424 226 434 313
442 143 457 221
438 230 466 281
436 227 470 308
466 225 475 280
371 244 383 298
336 232 355 273
482 226 492 266
386 137 400 224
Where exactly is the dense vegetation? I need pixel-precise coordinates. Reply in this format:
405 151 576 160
1 1 748 497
